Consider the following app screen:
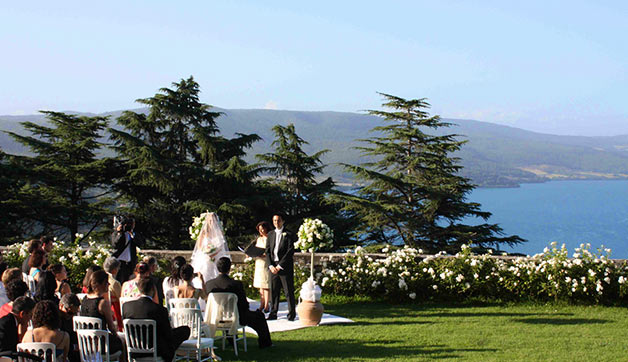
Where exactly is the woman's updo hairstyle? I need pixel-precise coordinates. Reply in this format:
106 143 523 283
87 270 108 294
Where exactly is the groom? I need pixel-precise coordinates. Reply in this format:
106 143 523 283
265 213 296 321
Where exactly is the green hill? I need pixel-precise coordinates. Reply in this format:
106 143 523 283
3 108 628 187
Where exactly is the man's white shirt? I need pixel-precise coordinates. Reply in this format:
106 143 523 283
118 232 133 262
272 227 284 269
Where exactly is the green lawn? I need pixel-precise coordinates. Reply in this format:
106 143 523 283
213 297 628 361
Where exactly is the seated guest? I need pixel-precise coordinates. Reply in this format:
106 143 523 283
206 257 273 349
21 239 41 274
162 256 186 301
0 263 11 306
34 271 60 305
21 300 69 362
48 264 72 298
174 264 207 300
123 278 190 362
0 297 35 353
79 270 123 354
143 256 165 306
81 265 102 293
29 249 47 283
0 280 29 318
59 294 80 362
103 257 123 331
121 263 155 300
2 268 23 286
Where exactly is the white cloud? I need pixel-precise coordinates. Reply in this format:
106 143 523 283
10 110 27 116
264 101 279 110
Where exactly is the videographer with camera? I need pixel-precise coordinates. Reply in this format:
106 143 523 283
111 215 144 283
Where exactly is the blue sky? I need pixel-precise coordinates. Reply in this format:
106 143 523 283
1 1 627 135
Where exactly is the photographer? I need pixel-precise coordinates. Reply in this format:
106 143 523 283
111 215 143 283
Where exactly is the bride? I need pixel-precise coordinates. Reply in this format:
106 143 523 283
190 212 230 284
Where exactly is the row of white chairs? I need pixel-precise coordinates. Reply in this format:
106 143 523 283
167 294 247 356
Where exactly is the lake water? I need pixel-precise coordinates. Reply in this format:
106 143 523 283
467 180 628 258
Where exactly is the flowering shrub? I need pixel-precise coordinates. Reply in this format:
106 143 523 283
2 235 112 291
321 242 628 304
296 218 334 252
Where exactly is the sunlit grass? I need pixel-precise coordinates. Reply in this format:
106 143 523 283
213 297 628 361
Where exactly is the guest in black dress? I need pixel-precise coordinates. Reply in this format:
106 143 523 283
79 270 123 354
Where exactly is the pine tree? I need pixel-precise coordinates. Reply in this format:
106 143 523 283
257 124 355 248
3 112 115 241
331 93 524 252
109 76 261 249
0 148 30 243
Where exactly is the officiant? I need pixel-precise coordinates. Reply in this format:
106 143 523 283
246 221 271 313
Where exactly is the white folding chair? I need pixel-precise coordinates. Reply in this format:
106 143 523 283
73 316 103 331
168 298 200 311
119 297 140 315
170 308 214 362
76 329 122 362
17 342 56 362
122 319 163 362
23 274 36 297
164 290 174 312
205 292 247 356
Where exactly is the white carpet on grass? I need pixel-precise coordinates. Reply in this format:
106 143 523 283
246 298 354 334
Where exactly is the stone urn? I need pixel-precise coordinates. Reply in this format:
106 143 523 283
297 277 324 325
297 300 324 326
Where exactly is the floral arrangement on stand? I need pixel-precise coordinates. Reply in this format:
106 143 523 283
296 218 334 279
295 218 333 325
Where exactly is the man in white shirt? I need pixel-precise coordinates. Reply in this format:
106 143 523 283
265 213 296 321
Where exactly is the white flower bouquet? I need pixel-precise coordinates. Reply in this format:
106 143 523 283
188 211 211 241
296 218 334 253
296 218 334 282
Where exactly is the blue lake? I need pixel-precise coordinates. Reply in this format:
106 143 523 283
467 180 628 258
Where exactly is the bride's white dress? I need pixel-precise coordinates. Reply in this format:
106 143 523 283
190 212 231 284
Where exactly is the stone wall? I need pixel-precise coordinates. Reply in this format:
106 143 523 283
140 249 352 265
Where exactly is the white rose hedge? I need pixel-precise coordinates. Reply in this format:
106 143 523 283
3 236 112 290
320 242 628 304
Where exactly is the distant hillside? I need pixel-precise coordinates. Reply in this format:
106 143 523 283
3 108 628 188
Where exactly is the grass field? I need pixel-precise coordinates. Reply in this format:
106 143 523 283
213 296 628 361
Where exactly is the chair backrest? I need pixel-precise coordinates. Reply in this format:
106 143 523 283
205 292 240 337
168 298 200 311
170 308 203 343
76 329 111 362
119 297 139 315
24 274 37 297
17 342 57 362
122 319 157 360
73 316 103 331
164 290 174 311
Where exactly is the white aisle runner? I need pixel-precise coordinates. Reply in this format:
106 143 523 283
246 299 354 334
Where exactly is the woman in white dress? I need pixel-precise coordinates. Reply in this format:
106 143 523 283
190 212 230 285
253 221 271 313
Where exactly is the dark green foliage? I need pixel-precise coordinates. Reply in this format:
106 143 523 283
0 148 31 243
109 76 262 249
331 93 524 252
2 112 115 242
257 124 356 249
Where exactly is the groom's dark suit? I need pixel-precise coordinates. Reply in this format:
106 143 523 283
265 228 296 320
